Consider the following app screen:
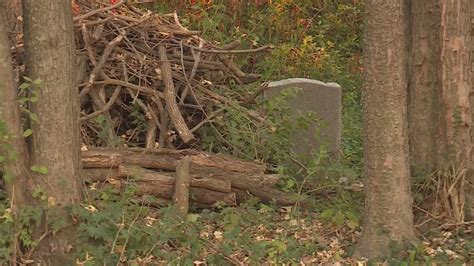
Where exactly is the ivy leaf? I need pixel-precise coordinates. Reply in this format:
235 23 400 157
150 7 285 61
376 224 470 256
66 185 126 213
29 95 39 103
29 112 38 122
23 129 33 137
19 83 30 90
33 79 42 86
31 165 48 175
17 98 28 105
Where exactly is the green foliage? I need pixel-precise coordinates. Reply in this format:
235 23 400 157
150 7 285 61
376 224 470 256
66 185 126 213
62 181 323 264
93 114 122 146
155 0 364 175
0 77 44 185
200 87 318 166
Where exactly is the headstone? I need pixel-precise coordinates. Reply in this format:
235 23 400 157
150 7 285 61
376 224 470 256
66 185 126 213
264 78 342 159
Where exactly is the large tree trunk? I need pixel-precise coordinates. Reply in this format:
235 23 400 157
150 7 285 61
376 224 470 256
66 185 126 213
439 0 472 222
408 0 444 174
23 0 83 204
356 0 416 259
22 0 83 262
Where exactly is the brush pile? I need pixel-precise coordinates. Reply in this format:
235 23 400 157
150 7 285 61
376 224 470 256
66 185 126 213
73 0 271 149
3 1 302 208
69 1 301 207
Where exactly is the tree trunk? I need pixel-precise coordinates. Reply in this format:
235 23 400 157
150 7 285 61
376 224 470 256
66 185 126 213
439 0 472 222
356 0 416 259
22 0 83 262
408 0 445 174
468 1 474 222
0 0 30 210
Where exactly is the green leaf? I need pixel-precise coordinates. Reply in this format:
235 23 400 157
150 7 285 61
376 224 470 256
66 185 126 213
17 98 28 105
32 187 43 198
345 210 359 223
31 165 48 175
0 156 4 163
3 173 13 183
320 209 333 219
23 129 33 137
186 214 201 223
29 112 38 122
19 83 30 90
23 76 33 82
346 220 359 230
29 96 39 103
333 211 345 227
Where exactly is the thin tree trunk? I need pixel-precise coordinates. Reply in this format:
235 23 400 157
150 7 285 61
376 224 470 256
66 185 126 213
468 1 474 221
439 0 472 222
356 0 416 259
0 0 30 209
409 0 445 174
22 0 83 262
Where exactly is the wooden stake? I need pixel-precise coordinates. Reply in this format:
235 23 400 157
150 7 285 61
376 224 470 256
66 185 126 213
173 156 191 218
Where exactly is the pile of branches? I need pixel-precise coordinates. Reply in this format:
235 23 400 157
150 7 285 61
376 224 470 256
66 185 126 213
5 1 302 208
73 0 271 149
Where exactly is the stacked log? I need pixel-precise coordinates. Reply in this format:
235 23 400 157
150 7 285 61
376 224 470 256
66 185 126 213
82 147 300 207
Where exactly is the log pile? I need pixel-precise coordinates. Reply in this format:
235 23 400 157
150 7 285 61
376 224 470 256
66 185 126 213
82 147 301 207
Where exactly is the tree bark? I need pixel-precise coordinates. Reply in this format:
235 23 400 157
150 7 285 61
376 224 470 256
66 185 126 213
22 0 83 261
468 1 474 222
439 0 472 222
81 147 267 174
356 0 416 259
408 0 444 174
23 0 83 204
117 164 232 193
0 0 30 210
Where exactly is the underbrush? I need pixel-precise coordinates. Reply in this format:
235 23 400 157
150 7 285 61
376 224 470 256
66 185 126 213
0 182 358 264
1 181 470 264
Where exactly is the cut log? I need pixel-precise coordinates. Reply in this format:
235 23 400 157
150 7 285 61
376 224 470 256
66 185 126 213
117 165 231 193
245 186 303 206
79 147 304 207
233 186 303 206
173 156 191 218
82 169 236 206
141 197 214 209
132 182 236 205
81 147 266 174
81 148 278 191
82 167 118 182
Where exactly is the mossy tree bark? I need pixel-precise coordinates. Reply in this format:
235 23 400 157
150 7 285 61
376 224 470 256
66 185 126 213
356 0 416 259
